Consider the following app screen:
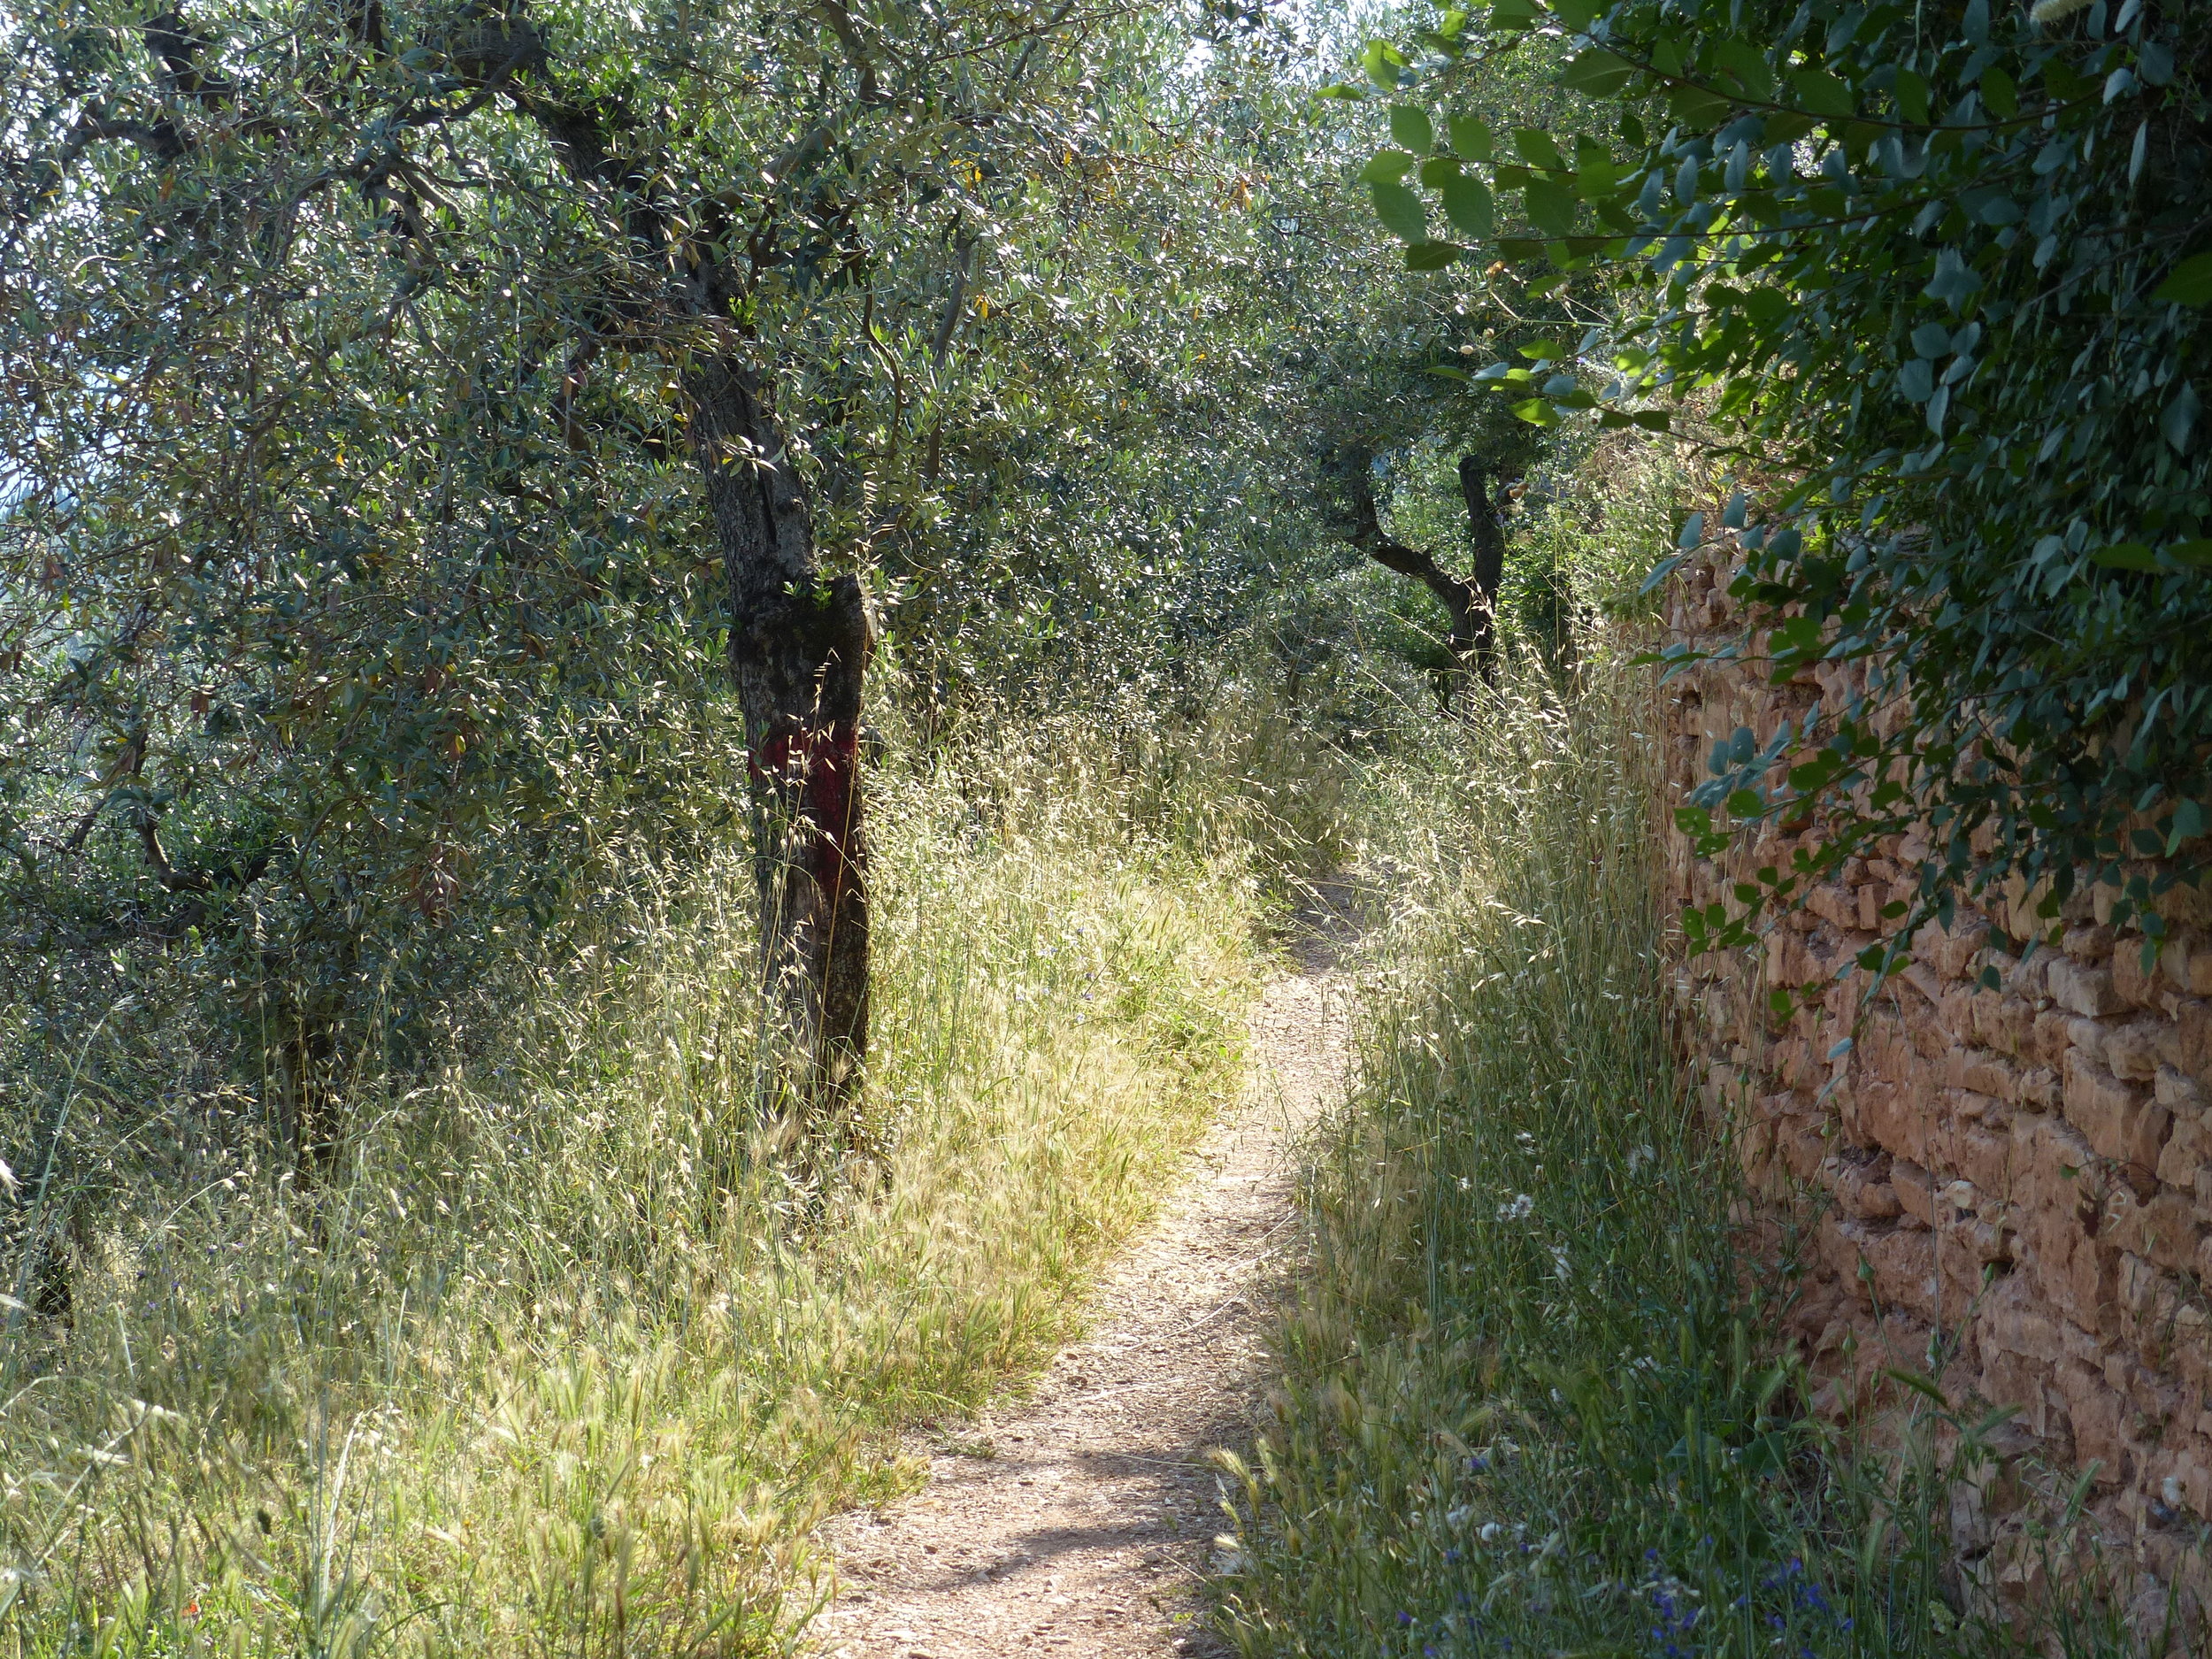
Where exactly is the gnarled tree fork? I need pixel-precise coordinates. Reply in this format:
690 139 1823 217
1344 449 1509 704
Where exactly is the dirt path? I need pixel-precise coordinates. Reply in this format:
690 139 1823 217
813 949 1353 1659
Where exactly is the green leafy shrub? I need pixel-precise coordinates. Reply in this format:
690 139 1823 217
1340 0 2210 958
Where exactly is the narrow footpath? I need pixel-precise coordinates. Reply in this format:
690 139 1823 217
813 946 1354 1658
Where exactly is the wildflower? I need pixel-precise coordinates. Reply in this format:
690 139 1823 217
1497 1194 1534 1221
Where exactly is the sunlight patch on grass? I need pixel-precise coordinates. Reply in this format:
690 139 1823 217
0 747 1256 1657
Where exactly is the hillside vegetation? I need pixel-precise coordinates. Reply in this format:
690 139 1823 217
3 728 1264 1654
2 0 2202 1653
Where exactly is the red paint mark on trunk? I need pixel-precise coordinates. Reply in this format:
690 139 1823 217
754 724 864 907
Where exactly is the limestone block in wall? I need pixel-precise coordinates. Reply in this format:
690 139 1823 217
2113 939 2164 1010
2167 1438 2212 1523
2065 923 2119 964
2106 1018 2167 1082
1962 1048 2023 1102
2032 1007 2075 1069
1971 992 2037 1058
1953 1112 2013 1199
2159 1064 2206 1111
2154 1103 2209 1191
2178 997 2212 1087
2062 1050 2171 1182
1807 882 1858 931
1893 1158 1935 1227
2049 955 2124 1018
1777 1115 1827 1183
2008 1114 2106 1327
2108 1188 2202 1275
1978 1279 2070 1448
2054 1358 2135 1488
1865 1225 1939 1321
1856 1077 1931 1166
2065 1015 2113 1071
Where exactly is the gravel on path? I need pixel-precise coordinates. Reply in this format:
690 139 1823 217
813 955 1353 1659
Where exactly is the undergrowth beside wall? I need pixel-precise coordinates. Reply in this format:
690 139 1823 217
1211 661 2137 1659
0 725 1264 1658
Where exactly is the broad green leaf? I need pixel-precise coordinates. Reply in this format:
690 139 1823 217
1489 0 1539 29
1525 176 1577 236
1559 48 1634 96
2161 381 2198 452
1894 68 1931 123
1370 179 1428 242
1359 150 1418 183
1982 65 2017 118
1440 173 1495 238
1389 104 1435 154
1790 66 1853 117
2153 252 2212 306
1670 83 1735 126
1405 240 1461 270
2091 543 2157 570
1514 127 1567 171
1573 135 1619 192
1710 39 1774 101
1448 113 1494 161
2172 800 2209 852
1924 247 1982 310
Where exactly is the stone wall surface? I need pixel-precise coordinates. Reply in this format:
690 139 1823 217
1659 548 2212 1626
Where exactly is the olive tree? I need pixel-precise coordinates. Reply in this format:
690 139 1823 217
0 0 1165 1132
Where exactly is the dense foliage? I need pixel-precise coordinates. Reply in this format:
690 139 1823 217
0 0 1348 1107
1346 0 2210 964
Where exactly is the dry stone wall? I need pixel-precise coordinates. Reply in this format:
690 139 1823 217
1660 547 2212 1617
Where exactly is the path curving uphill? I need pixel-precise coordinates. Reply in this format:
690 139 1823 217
815 950 1353 1658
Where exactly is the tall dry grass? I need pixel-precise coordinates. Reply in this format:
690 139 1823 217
1210 656 2135 1658
0 732 1258 1658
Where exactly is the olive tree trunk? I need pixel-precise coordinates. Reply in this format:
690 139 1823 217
1456 456 1507 682
691 358 874 1117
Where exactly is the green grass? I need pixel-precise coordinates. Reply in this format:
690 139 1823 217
1210 660 2135 1659
0 733 1258 1658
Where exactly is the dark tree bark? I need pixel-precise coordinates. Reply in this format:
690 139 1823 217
1345 452 1509 707
511 51 880 1117
692 359 875 1115
1457 456 1507 681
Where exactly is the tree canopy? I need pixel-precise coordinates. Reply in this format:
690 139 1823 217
1340 0 2209 965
